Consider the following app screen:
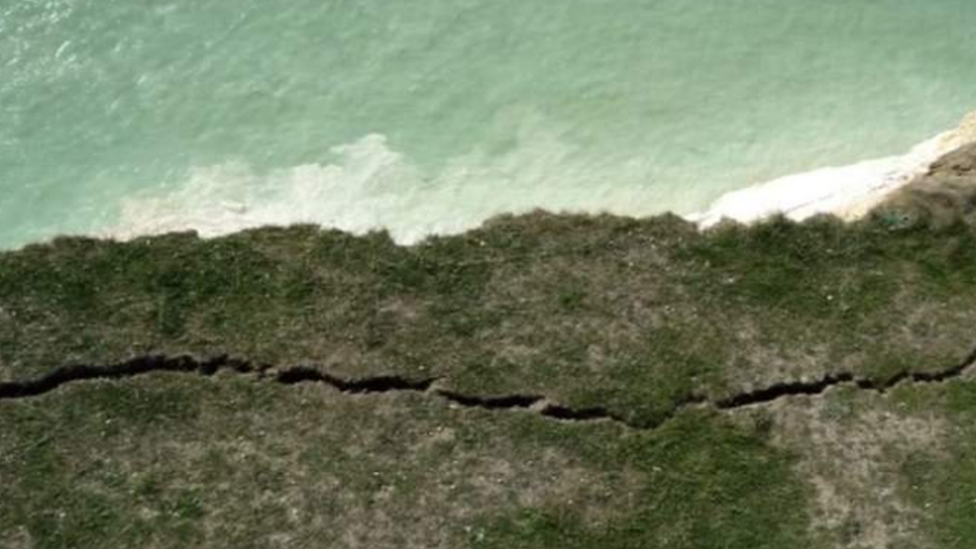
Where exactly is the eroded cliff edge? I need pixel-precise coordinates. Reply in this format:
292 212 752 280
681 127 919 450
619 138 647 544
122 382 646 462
1 144 975 549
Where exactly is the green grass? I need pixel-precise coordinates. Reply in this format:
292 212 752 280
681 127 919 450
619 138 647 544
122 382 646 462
2 211 975 416
1 178 975 547
894 382 976 548
473 411 811 549
0 375 811 549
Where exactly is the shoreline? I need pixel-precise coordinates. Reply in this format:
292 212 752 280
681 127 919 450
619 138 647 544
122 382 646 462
5 112 975 253
688 110 976 228
99 109 973 244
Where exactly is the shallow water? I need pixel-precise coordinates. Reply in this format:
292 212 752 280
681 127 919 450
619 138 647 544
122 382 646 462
1 0 974 248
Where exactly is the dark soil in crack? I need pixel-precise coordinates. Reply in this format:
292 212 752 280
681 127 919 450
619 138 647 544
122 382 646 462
275 366 439 394
2 344 975 430
717 342 976 410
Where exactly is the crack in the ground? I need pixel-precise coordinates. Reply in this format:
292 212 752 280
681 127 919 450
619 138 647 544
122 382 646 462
432 391 541 410
433 390 632 423
1 342 974 430
716 342 976 410
0 356 639 427
0 356 251 400
275 366 439 394
715 373 859 409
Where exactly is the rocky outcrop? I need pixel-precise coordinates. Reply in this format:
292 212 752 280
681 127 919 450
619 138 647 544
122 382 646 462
874 141 976 228
692 111 976 228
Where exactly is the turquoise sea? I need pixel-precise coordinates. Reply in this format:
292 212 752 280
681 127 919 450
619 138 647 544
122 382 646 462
1 0 974 248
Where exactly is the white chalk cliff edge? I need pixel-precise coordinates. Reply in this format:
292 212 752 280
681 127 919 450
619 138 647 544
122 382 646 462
690 111 976 228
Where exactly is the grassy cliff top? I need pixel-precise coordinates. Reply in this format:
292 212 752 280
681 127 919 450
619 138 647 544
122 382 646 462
1 144 975 548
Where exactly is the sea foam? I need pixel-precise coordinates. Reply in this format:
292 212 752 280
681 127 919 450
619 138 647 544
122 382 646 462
106 120 669 244
106 112 976 245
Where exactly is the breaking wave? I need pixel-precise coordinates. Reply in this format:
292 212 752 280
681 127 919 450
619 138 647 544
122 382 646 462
107 121 686 244
107 112 976 243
